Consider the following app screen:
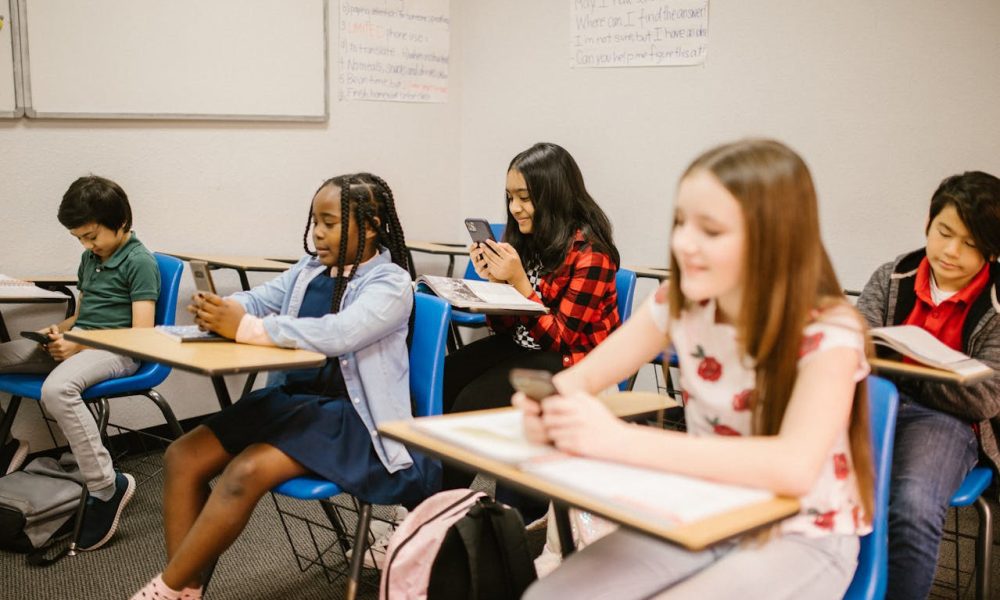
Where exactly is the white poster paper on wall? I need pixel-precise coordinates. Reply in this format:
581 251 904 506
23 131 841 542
571 0 709 68
340 0 449 103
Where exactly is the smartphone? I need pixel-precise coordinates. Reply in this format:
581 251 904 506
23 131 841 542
509 368 557 402
189 260 216 295
21 331 52 345
464 218 496 245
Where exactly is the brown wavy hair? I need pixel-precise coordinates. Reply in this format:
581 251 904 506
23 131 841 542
669 139 874 523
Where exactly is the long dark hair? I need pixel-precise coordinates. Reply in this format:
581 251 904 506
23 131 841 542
301 173 409 315
504 143 619 273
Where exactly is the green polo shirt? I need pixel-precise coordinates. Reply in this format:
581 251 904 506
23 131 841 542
75 232 160 330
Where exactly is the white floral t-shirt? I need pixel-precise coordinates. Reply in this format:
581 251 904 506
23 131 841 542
649 295 872 537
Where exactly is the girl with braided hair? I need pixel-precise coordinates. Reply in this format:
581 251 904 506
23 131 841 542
130 173 437 600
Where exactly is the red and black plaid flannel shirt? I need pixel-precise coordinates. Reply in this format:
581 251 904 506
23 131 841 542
488 232 620 367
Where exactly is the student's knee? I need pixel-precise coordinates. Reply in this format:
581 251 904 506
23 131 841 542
216 454 268 501
164 430 217 482
39 377 80 413
889 478 948 531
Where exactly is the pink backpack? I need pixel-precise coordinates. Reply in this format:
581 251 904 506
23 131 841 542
379 489 537 600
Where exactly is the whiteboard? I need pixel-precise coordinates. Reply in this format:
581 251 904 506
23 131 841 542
19 0 328 121
0 0 22 117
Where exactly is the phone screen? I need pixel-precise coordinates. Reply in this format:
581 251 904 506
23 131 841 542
189 260 216 295
509 368 557 402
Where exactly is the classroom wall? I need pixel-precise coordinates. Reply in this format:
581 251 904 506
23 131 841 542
0 4 465 450
457 0 1000 291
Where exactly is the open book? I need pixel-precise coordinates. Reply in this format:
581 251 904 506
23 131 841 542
154 325 227 343
413 410 778 530
416 274 548 315
870 325 994 383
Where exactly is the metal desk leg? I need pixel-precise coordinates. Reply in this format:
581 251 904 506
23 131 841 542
0 311 10 343
446 256 456 278
554 504 575 557
211 376 233 410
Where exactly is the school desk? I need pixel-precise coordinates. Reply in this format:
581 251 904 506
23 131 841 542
627 265 670 280
0 278 72 343
380 392 800 555
406 241 468 278
64 328 325 409
162 253 292 291
14 275 79 318
870 357 990 386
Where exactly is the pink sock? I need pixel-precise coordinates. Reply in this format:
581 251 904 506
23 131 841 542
129 574 182 600
180 587 203 600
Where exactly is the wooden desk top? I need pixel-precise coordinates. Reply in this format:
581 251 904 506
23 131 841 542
380 392 799 551
64 328 325 376
406 241 470 255
869 357 988 385
163 253 293 272
0 278 72 302
627 265 670 280
13 275 79 286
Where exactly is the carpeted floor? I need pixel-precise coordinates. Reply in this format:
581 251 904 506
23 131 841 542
1 449 997 600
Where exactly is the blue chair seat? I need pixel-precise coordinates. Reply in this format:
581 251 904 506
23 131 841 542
951 467 992 507
450 311 486 326
0 363 171 401
274 476 343 500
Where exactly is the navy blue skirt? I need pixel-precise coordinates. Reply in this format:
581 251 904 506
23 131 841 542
204 385 440 507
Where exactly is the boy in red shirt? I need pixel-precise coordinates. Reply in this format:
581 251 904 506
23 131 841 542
858 171 1000 600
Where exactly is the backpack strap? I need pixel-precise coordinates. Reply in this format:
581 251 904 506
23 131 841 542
453 503 486 600
26 543 71 567
484 498 537 598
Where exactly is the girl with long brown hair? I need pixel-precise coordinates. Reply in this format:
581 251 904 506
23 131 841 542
520 139 874 599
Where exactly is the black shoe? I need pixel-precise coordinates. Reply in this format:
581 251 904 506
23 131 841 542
1 438 29 475
78 472 136 551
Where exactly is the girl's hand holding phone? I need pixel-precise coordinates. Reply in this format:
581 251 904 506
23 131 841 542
479 240 529 292
512 392 551 445
190 293 246 339
540 392 630 459
468 243 500 282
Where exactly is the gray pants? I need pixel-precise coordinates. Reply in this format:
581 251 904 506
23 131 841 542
523 529 859 600
0 338 138 493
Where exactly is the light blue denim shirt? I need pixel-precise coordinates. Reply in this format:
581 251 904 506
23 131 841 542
230 248 415 473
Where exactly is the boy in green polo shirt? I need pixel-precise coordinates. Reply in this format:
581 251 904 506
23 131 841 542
0 175 159 551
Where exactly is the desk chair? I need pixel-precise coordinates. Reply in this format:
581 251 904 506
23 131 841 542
449 223 505 348
613 268 636 391
0 253 185 452
936 466 993 600
843 376 899 600
270 293 450 600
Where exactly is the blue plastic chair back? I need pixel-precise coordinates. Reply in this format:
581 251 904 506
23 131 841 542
843 375 899 600
409 293 451 418
273 292 451 499
615 268 637 391
0 252 183 401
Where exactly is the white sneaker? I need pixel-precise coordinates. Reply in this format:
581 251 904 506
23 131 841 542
346 506 408 570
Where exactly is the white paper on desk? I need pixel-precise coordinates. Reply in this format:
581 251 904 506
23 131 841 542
414 410 557 464
522 457 774 527
0 275 69 299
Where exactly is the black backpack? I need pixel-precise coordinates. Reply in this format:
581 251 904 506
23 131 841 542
427 496 537 600
0 456 84 565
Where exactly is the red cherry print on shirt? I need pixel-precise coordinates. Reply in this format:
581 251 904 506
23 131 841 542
833 453 849 480
708 417 741 436
799 332 825 357
732 389 752 411
692 345 723 382
813 510 836 530
681 390 690 406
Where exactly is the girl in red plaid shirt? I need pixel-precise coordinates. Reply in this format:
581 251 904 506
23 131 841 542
442 142 620 520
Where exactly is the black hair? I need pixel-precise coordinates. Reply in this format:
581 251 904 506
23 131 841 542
57 175 132 232
301 173 410 315
927 171 1000 260
504 143 619 273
